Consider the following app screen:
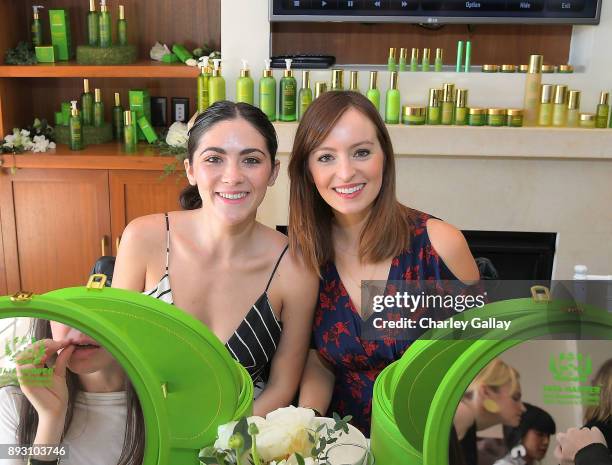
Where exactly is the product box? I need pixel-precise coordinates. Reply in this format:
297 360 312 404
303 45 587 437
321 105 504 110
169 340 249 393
49 9 73 61
35 45 58 63
129 89 151 141
137 116 159 144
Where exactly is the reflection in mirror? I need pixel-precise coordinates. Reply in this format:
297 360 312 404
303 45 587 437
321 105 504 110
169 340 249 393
0 318 144 465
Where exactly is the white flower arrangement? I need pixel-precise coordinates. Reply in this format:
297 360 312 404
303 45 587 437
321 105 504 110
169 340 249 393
165 121 189 148
1 120 56 154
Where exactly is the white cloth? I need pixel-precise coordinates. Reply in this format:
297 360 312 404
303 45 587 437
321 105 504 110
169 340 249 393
0 386 127 465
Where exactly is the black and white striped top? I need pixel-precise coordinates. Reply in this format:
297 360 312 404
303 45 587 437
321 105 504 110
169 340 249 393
144 213 286 396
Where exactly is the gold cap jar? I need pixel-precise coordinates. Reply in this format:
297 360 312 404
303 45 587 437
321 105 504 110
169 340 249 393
302 70 310 89
568 90 581 110
507 109 523 116
369 70 378 89
541 64 555 73
501 64 516 73
599 91 609 106
455 89 468 108
554 85 568 105
528 54 543 74
559 64 574 73
442 83 455 102
482 64 499 73
428 88 440 107
519 64 529 73
580 113 596 124
487 108 506 116
315 82 327 99
469 108 486 115
402 106 426 118
331 69 344 90
540 84 554 104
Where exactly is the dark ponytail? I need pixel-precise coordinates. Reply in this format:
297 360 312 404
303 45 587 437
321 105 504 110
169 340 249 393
180 101 278 210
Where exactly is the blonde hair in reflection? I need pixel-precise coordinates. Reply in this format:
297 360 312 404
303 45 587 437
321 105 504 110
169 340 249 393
468 358 520 396
584 358 612 423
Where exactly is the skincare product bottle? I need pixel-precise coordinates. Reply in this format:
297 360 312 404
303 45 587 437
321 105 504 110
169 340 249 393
507 109 524 127
410 48 419 72
501 65 517 73
541 65 555 74
387 48 397 72
559 65 574 73
99 0 111 48
441 83 455 125
552 85 568 127
464 40 471 72
435 48 443 72
402 106 426 125
81 79 94 126
481 64 499 73
366 71 380 111
456 41 464 73
259 59 276 121
298 70 312 120
596 91 610 128
579 113 596 129
468 108 486 126
349 71 360 93
315 82 327 99
385 72 400 124
236 59 254 105
427 88 441 125
523 54 543 126
69 101 83 151
87 0 99 47
197 57 211 113
113 92 123 141
398 48 407 72
117 5 127 46
422 48 430 72
331 69 344 91
208 59 226 105
566 90 581 128
487 108 506 127
123 110 137 153
32 5 44 47
538 84 554 127
93 88 104 127
279 58 297 122
454 89 468 125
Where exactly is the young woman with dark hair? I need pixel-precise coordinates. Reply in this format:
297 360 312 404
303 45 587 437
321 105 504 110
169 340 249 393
0 320 144 465
289 91 479 435
113 101 318 416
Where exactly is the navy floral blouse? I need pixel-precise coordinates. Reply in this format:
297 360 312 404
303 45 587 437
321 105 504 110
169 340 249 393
312 210 458 436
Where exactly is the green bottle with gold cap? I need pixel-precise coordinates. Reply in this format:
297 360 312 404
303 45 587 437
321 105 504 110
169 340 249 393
117 5 128 46
298 71 312 120
236 59 254 105
87 0 99 47
69 101 83 151
260 59 276 121
422 48 430 72
538 84 554 127
385 72 400 124
441 83 455 125
113 93 123 141
596 91 610 128
366 71 380 111
410 48 419 72
279 58 297 122
566 90 581 128
454 89 468 125
398 48 407 72
387 48 397 72
427 88 441 125
81 79 94 126
93 88 104 127
99 0 112 48
552 85 568 127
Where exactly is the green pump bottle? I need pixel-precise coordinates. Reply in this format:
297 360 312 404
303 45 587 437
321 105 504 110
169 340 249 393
197 57 211 113
81 79 94 126
236 59 254 105
87 0 99 47
279 59 297 122
259 59 276 122
69 101 83 151
32 5 44 47
298 70 312 120
208 59 226 105
99 0 112 48
385 72 400 124
113 93 123 141
93 88 105 127
117 5 128 46
366 71 380 111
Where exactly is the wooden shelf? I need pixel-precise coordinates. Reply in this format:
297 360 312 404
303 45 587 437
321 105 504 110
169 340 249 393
0 142 182 171
0 61 199 79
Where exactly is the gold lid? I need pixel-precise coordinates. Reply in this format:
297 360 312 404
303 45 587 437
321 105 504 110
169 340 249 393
100 2 108 12
241 68 250 78
559 64 574 73
402 106 426 117
389 71 398 90
119 5 125 19
315 82 327 99
554 85 568 105
302 70 310 89
389 47 397 60
94 88 101 102
442 83 455 102
540 84 554 104
568 90 581 110
428 88 439 107
284 69 293 78
83 78 90 93
411 48 419 61
501 64 516 72
487 108 506 116
114 92 120 106
436 88 443 102
469 108 486 115
455 88 468 108
423 48 430 60
263 69 272 78
482 64 499 72
212 68 221 77
124 110 132 125
435 48 443 61
580 113 595 122
89 0 96 11
331 69 343 89
541 64 555 73
528 54 543 74
519 64 529 73
599 91 609 106
506 108 523 116
350 70 359 91
369 70 378 89
399 48 407 60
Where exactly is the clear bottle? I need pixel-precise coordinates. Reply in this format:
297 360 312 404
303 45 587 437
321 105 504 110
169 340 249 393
421 48 430 72
123 110 137 153
596 91 610 128
398 48 407 72
552 85 568 127
69 101 83 151
410 48 419 72
93 88 104 127
87 0 99 47
279 58 297 122
454 89 468 125
208 59 226 105
112 92 123 141
349 71 360 93
427 88 441 125
99 0 112 48
434 48 443 72
523 55 543 126
441 83 455 125
236 59 254 105
538 84 554 127
387 47 397 72
259 59 276 121
298 70 312 120
197 57 211 113
385 72 400 124
566 90 581 128
366 71 380 111
81 79 94 126
32 5 44 47
331 69 344 91
117 5 128 46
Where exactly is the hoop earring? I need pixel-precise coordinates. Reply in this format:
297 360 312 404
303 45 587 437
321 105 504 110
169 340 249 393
483 399 500 414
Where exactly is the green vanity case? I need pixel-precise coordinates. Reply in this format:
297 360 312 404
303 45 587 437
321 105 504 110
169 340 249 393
0 284 253 465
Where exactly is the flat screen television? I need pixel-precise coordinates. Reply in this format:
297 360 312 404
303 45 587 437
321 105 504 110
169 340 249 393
270 0 602 25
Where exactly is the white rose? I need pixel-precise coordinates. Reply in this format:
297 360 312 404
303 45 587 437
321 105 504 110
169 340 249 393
165 122 188 148
256 407 316 462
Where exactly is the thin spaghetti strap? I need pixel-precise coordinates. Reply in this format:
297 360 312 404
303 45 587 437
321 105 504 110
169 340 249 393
264 244 289 292
164 213 170 271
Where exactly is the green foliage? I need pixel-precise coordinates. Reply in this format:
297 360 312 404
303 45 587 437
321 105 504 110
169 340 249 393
5 41 37 65
28 118 55 142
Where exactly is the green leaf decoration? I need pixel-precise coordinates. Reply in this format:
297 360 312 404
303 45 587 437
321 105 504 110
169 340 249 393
232 418 252 452
295 454 306 465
